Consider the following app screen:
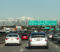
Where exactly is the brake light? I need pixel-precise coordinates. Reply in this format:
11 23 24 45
5 38 8 40
16 38 19 40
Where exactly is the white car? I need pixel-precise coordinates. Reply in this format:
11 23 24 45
48 33 54 39
28 32 48 49
48 35 53 39
5 33 21 46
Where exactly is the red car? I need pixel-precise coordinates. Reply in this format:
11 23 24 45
21 33 28 40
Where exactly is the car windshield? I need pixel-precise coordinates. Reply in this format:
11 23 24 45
7 35 18 37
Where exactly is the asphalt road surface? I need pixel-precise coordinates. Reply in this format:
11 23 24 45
0 40 60 52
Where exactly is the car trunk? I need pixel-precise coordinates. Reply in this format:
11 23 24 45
30 35 47 42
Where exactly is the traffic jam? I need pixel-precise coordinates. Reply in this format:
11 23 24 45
0 26 60 52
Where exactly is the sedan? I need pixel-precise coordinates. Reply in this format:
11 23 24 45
5 33 21 46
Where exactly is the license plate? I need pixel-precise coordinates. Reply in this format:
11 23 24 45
11 39 13 40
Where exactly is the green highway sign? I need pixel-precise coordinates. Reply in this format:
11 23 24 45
44 27 50 29
28 20 57 26
51 28 54 30
56 28 60 30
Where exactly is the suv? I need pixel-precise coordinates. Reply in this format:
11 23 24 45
28 32 48 49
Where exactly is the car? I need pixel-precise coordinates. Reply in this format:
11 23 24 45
48 32 54 40
52 33 60 43
5 33 21 46
21 33 29 40
17 31 22 35
28 32 48 49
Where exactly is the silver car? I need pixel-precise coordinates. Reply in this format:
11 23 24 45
5 33 21 46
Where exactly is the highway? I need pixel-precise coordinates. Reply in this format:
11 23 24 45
0 40 60 52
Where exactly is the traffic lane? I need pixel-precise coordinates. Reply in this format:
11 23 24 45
48 41 60 52
0 40 28 52
0 44 20 52
50 40 60 47
0 40 60 52
20 40 60 52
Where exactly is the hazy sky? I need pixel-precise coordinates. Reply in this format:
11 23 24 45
0 0 60 19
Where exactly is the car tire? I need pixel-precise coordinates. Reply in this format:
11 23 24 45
17 43 21 46
28 43 31 49
5 44 7 46
28 45 31 49
45 43 48 49
45 46 48 49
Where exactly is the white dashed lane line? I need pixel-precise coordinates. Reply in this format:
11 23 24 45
56 45 59 48
0 44 4 48
19 41 28 52
20 48 24 52
49 41 59 48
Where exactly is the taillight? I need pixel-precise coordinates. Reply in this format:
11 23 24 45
5 38 8 40
16 38 19 40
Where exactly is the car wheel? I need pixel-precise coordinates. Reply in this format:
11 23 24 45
45 46 48 49
17 43 21 46
28 45 31 49
5 44 7 46
28 43 31 49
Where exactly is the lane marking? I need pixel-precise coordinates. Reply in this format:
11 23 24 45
50 42 53 45
55 45 59 48
49 41 59 48
19 41 28 52
20 48 24 52
0 44 4 48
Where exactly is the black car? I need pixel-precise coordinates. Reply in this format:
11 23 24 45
52 33 60 43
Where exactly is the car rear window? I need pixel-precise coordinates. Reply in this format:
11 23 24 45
22 34 27 36
7 35 18 37
31 33 45 38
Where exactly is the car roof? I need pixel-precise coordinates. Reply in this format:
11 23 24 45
57 33 60 34
31 32 46 34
